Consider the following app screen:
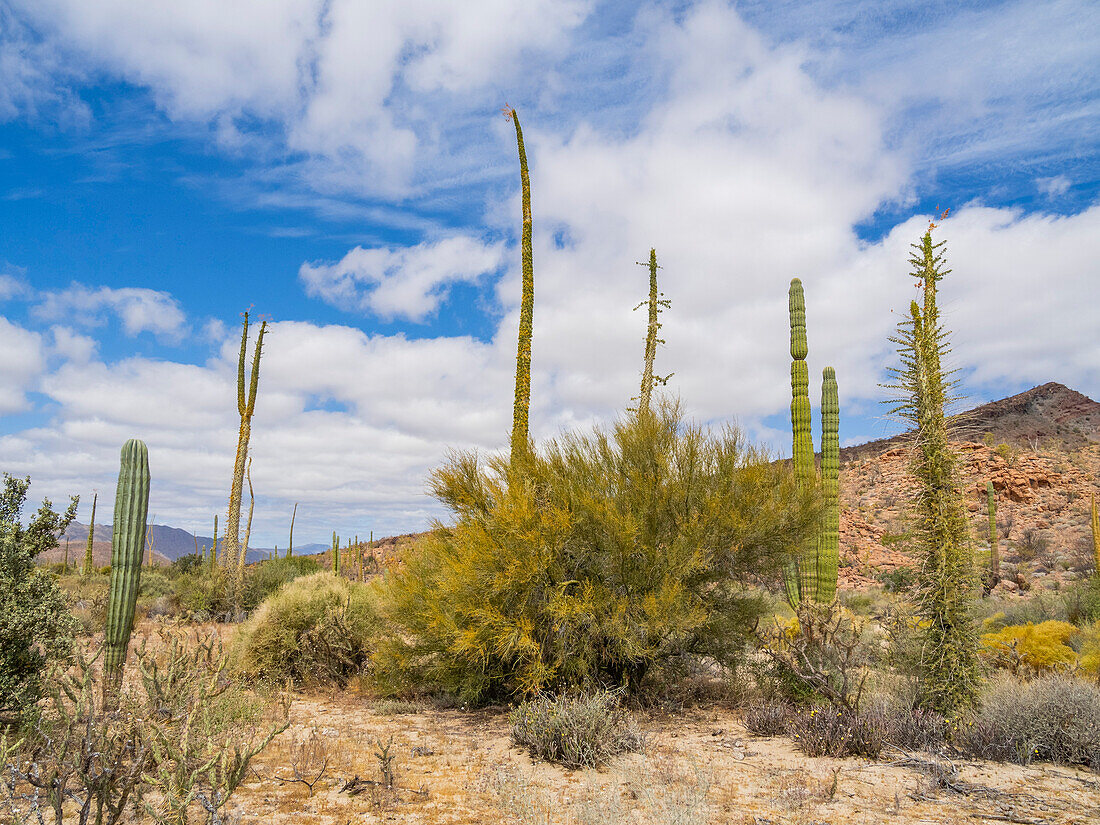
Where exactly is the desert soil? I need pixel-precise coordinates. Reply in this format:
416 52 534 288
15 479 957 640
233 690 1100 825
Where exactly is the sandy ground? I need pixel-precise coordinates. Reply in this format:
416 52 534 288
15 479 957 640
230 691 1100 825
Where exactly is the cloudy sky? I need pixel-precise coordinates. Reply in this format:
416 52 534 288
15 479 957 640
1 0 1097 546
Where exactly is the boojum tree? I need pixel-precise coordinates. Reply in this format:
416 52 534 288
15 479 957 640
82 490 97 577
223 311 267 578
782 278 840 608
633 248 672 416
885 217 980 715
505 105 534 463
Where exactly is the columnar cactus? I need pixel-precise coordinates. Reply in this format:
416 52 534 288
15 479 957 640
332 532 340 575
82 491 97 576
505 105 534 463
987 481 1000 584
634 248 672 415
103 439 150 708
782 279 840 607
818 367 839 602
1091 493 1100 578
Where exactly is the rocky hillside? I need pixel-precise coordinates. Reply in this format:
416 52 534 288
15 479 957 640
838 383 1100 594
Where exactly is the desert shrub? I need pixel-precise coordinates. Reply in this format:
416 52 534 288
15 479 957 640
861 694 947 752
0 474 78 725
243 555 321 606
980 620 1078 674
756 601 874 711
509 690 644 769
876 566 917 593
743 700 794 736
1016 528 1049 562
0 627 287 824
232 572 380 686
1064 578 1100 625
168 552 205 577
957 674 1100 768
170 568 233 619
375 401 820 702
788 705 884 758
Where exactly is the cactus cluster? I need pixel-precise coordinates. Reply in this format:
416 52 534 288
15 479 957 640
782 278 840 608
103 439 150 707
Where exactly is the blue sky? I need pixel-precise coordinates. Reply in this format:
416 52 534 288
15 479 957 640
1 0 1097 545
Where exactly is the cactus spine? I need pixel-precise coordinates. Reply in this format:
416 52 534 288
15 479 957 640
83 491 97 576
987 481 1000 585
782 279 839 607
818 367 839 602
224 311 267 571
103 439 150 707
506 105 534 463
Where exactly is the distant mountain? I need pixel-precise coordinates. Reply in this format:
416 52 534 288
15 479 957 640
59 522 328 565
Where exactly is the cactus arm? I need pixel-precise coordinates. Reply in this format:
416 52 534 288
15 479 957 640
506 106 534 462
103 439 150 707
816 367 840 602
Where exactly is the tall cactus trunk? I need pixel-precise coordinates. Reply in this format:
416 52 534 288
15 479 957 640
83 492 97 576
987 481 1000 586
237 457 254 592
103 439 150 709
817 367 839 602
506 106 534 463
224 311 267 572
1091 493 1100 579
210 514 218 574
784 278 816 607
288 502 296 558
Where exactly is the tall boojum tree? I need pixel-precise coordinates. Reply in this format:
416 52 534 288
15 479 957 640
885 218 980 715
633 248 672 416
505 106 534 463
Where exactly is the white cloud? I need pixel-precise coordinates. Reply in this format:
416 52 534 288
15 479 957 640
1037 175 1072 198
0 269 31 300
50 325 97 363
33 283 188 342
299 236 505 321
0 316 44 413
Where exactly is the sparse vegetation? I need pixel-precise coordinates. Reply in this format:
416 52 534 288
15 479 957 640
509 690 644 769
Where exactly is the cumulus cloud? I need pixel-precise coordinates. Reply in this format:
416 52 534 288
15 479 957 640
0 269 31 300
299 236 505 321
33 283 188 342
0 316 44 413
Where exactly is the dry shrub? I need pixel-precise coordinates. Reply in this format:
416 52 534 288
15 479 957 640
958 674 1100 768
231 571 380 686
742 701 793 736
788 705 884 758
509 690 644 769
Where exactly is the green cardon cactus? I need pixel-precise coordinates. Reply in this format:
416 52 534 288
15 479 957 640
782 278 840 608
103 439 150 707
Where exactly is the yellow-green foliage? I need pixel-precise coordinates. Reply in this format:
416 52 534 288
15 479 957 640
373 400 820 703
980 621 1078 673
232 571 379 686
1077 623 1100 676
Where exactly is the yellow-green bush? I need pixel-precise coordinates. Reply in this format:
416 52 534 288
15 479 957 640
231 571 380 686
374 401 820 703
980 621 1078 674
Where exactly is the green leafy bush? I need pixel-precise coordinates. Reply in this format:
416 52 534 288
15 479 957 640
375 401 819 702
957 674 1100 768
509 690 643 769
0 474 78 724
243 555 321 606
231 571 379 686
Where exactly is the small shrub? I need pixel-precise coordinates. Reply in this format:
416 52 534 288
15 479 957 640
788 705 884 758
1016 528 1049 562
243 556 321 606
957 674 1100 768
231 572 379 686
743 701 793 736
980 621 1078 674
509 690 644 769
876 566 917 593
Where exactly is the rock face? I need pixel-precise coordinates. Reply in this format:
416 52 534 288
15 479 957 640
837 384 1100 593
